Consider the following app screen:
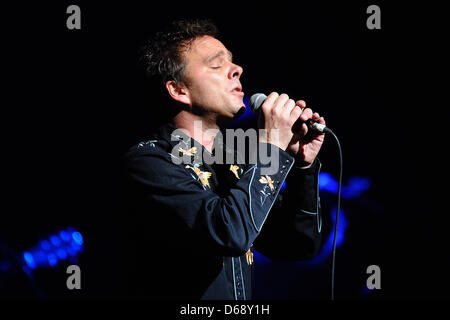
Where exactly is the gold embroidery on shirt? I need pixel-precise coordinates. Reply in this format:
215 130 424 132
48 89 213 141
185 165 212 188
229 165 240 179
259 175 275 191
179 146 197 156
246 248 253 265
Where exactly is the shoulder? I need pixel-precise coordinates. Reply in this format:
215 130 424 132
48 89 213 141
123 137 175 170
124 122 185 161
122 123 203 184
126 138 169 157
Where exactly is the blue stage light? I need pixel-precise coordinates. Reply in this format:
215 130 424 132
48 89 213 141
359 284 375 296
34 251 46 265
40 240 51 251
71 231 83 246
342 176 372 199
253 250 271 267
56 249 67 260
319 172 339 194
227 96 258 128
47 253 58 267
71 242 82 253
67 247 76 256
280 180 286 192
330 207 347 247
319 172 372 200
294 207 348 267
59 230 70 242
23 252 36 270
19 227 84 271
50 235 61 247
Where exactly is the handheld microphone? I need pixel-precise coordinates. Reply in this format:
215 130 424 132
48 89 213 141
249 93 331 134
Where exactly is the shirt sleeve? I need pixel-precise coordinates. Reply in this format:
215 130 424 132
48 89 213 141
253 158 324 261
124 142 296 257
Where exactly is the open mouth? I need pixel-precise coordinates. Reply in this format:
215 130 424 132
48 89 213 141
231 86 244 96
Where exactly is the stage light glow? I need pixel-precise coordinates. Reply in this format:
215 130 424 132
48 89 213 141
59 230 70 241
47 253 58 267
253 250 271 267
19 227 84 272
227 96 258 128
34 251 46 265
23 252 36 269
50 235 61 247
67 247 76 256
56 249 67 260
319 172 339 193
319 172 372 200
330 207 347 247
40 240 51 250
295 207 348 267
342 176 372 199
72 231 83 245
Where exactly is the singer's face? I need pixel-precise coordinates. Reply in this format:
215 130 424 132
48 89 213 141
181 36 245 122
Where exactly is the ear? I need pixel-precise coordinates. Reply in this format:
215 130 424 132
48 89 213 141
165 80 191 106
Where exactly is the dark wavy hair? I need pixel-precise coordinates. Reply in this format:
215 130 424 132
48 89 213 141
142 19 218 84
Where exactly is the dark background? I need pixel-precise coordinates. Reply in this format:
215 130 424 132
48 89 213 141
1 1 447 301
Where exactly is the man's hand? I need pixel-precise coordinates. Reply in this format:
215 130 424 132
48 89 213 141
257 92 325 168
257 92 303 151
286 100 326 168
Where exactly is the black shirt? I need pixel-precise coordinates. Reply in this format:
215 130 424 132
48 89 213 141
123 122 323 299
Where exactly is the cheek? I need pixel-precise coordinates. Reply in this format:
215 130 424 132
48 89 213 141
185 68 228 105
193 74 225 98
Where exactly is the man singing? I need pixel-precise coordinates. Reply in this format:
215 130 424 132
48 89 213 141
123 19 327 299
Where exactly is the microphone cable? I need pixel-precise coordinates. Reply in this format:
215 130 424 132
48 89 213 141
327 129 343 301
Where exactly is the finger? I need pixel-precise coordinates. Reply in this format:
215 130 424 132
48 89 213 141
289 105 302 129
283 98 296 116
319 116 326 126
261 92 279 113
311 112 326 126
300 107 313 122
301 123 308 136
295 100 306 109
290 104 303 120
273 93 290 114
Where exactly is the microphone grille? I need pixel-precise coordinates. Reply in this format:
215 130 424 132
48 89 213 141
249 93 267 112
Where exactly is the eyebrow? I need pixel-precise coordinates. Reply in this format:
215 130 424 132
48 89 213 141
205 50 233 64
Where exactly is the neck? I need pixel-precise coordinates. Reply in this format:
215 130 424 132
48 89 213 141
173 110 221 153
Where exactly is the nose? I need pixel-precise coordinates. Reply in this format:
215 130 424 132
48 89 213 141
229 62 243 79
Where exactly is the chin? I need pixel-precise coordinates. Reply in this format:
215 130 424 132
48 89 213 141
234 105 246 118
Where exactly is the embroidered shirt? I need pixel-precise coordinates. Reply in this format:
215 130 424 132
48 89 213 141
123 122 323 300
